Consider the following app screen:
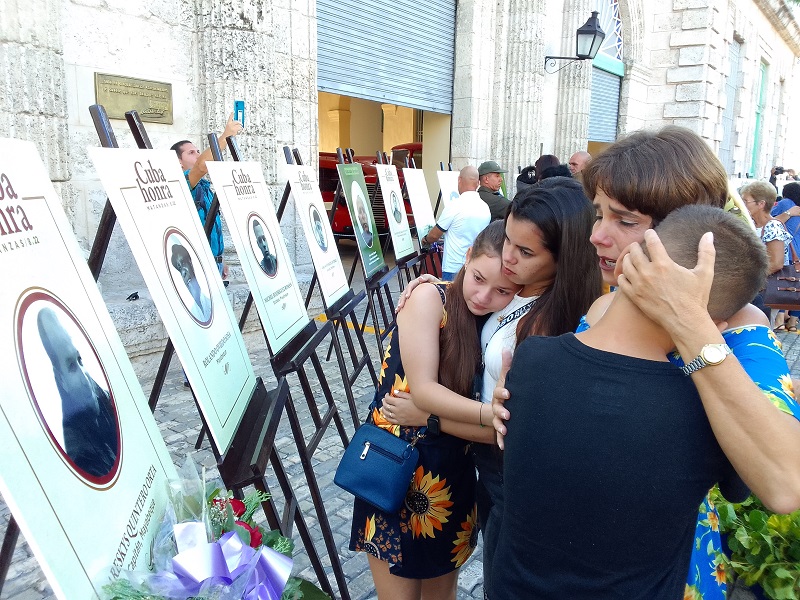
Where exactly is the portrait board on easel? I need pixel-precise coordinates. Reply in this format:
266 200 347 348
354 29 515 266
283 165 349 305
88 147 256 454
336 163 386 278
0 138 176 599
375 164 414 261
205 161 309 353
402 168 437 239
436 170 461 214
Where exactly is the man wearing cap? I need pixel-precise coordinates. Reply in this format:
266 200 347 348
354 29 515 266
478 160 510 221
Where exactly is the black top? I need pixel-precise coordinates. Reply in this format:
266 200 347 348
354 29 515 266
488 334 746 600
477 186 510 222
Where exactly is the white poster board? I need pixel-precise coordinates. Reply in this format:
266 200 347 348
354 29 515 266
375 164 415 260
88 147 256 453
402 168 436 239
0 139 176 599
283 164 349 306
206 162 309 353
436 170 461 216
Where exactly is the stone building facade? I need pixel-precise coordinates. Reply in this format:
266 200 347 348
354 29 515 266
2 0 800 364
452 0 800 183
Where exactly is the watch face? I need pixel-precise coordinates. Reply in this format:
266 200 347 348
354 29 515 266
702 345 727 364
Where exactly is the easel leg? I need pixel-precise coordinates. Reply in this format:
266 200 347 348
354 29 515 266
284 397 352 600
267 452 336 599
311 351 351 443
0 516 20 596
327 325 362 429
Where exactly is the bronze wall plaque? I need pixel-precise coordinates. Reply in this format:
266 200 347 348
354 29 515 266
94 73 174 124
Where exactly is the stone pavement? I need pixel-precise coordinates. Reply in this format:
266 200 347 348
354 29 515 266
4 273 800 599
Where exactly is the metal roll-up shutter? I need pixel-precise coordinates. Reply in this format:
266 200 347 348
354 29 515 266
588 67 621 143
317 0 455 114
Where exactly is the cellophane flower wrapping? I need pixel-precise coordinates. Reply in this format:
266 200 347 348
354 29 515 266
103 456 296 600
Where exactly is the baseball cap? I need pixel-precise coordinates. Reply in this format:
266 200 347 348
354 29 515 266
478 160 507 176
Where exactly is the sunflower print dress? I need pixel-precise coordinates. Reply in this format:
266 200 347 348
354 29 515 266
577 320 799 600
349 285 479 579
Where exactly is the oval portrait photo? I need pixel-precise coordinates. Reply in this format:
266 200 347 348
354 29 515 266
15 290 122 487
309 204 328 252
248 215 279 278
164 229 213 327
390 191 402 224
351 180 374 248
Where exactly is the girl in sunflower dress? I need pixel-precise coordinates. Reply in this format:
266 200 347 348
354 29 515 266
349 221 520 600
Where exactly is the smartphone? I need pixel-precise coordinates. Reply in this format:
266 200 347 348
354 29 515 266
234 100 245 128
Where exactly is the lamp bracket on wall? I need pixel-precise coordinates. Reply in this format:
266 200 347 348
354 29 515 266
544 56 586 74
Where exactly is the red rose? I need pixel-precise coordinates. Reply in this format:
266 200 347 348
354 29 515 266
229 498 246 517
236 521 263 548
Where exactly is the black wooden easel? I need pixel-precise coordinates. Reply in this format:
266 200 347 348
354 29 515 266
373 150 427 289
276 148 379 423
122 108 342 598
126 113 355 599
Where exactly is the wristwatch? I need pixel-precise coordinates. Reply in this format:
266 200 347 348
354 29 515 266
427 414 440 436
681 343 733 375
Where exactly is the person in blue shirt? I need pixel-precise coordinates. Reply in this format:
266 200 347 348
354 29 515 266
170 113 242 277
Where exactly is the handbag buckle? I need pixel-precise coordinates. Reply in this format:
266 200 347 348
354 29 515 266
778 276 800 282
360 441 370 459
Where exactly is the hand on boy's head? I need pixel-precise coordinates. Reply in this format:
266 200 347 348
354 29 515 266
492 349 513 450
617 229 715 331
395 274 440 313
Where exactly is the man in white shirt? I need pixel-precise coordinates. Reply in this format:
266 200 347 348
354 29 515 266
421 165 491 280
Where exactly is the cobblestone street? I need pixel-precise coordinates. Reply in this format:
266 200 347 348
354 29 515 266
3 274 800 599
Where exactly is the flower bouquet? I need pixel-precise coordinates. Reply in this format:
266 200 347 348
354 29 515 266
103 457 329 600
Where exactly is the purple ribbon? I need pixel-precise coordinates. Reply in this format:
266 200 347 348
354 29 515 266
169 523 293 599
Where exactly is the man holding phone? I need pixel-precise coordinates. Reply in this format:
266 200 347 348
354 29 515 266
170 112 243 278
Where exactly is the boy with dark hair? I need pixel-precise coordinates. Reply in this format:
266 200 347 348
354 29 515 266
488 206 766 599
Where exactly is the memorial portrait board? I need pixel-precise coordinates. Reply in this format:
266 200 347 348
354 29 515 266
283 165 349 305
375 164 414 261
0 138 176 599
88 147 256 454
402 168 436 239
336 163 386 278
206 162 309 353
436 170 461 214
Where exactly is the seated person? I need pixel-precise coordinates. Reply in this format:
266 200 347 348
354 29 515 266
488 205 763 599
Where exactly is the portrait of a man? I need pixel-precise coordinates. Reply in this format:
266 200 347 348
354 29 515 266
310 205 328 252
35 306 119 479
252 219 278 277
354 190 373 248
170 242 212 323
390 191 402 224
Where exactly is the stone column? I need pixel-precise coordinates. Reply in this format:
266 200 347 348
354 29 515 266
0 0 70 182
194 0 317 267
553 0 593 162
492 0 547 179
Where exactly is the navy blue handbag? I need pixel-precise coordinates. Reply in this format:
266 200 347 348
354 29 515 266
334 423 425 513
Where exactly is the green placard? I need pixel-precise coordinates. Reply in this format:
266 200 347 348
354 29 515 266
337 163 386 278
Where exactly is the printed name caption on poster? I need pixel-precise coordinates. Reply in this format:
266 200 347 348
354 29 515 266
110 465 158 578
203 331 232 367
265 283 291 306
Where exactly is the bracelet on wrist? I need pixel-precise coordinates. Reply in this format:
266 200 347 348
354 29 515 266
479 403 486 428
